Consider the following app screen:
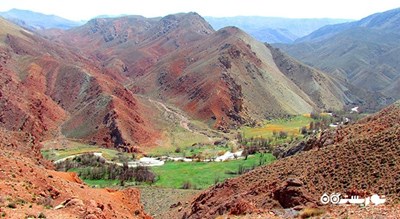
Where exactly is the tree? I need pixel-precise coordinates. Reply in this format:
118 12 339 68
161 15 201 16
133 166 157 184
300 126 308 135
278 131 288 139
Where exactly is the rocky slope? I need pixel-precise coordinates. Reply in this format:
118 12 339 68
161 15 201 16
0 17 159 150
182 100 400 218
0 128 150 218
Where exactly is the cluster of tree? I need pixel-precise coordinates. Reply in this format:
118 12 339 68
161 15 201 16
55 153 156 185
301 110 363 135
237 134 272 149
272 130 289 139
300 120 331 135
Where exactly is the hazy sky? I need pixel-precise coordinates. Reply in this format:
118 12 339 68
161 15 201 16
0 0 399 21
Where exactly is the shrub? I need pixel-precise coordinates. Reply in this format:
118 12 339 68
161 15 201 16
38 212 47 218
7 202 16 209
310 111 321 120
89 167 106 180
237 164 245 174
214 176 220 184
133 166 157 183
37 196 52 208
181 181 192 189
259 157 266 166
299 208 325 218
300 126 308 135
278 131 288 139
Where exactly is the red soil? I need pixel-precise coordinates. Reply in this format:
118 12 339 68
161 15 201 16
0 129 151 219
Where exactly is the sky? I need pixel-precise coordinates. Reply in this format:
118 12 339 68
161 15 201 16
0 0 399 21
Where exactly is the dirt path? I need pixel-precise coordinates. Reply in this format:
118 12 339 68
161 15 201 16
148 98 193 132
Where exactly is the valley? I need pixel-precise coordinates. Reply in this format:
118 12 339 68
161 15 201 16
41 113 315 190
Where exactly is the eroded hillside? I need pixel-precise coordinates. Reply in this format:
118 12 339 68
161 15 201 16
0 128 150 218
182 101 400 218
0 17 159 151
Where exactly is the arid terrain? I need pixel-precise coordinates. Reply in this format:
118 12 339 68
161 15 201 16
0 129 150 218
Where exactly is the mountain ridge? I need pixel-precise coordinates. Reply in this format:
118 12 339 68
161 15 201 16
0 17 160 150
276 7 400 100
43 13 388 130
205 16 353 43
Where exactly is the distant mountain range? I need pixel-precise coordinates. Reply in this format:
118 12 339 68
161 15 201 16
276 8 400 99
0 9 351 44
0 8 83 30
205 16 352 43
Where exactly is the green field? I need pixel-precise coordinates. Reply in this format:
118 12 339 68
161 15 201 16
152 153 275 189
155 144 231 159
66 153 275 189
241 115 313 139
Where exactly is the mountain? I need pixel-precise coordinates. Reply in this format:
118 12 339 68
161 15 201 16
295 8 400 43
248 27 298 44
0 10 389 149
0 8 83 30
0 18 155 218
205 16 352 43
276 8 400 100
182 100 400 218
45 13 378 131
0 17 159 151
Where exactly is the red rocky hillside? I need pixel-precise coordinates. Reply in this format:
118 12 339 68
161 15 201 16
183 100 400 218
0 17 159 150
0 128 150 218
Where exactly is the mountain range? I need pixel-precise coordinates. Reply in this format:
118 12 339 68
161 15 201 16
0 10 391 152
276 8 400 100
205 16 352 43
0 8 83 30
47 13 381 127
0 9 351 44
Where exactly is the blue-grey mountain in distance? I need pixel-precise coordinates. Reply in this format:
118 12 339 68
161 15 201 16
275 7 400 100
205 16 353 43
0 8 84 30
